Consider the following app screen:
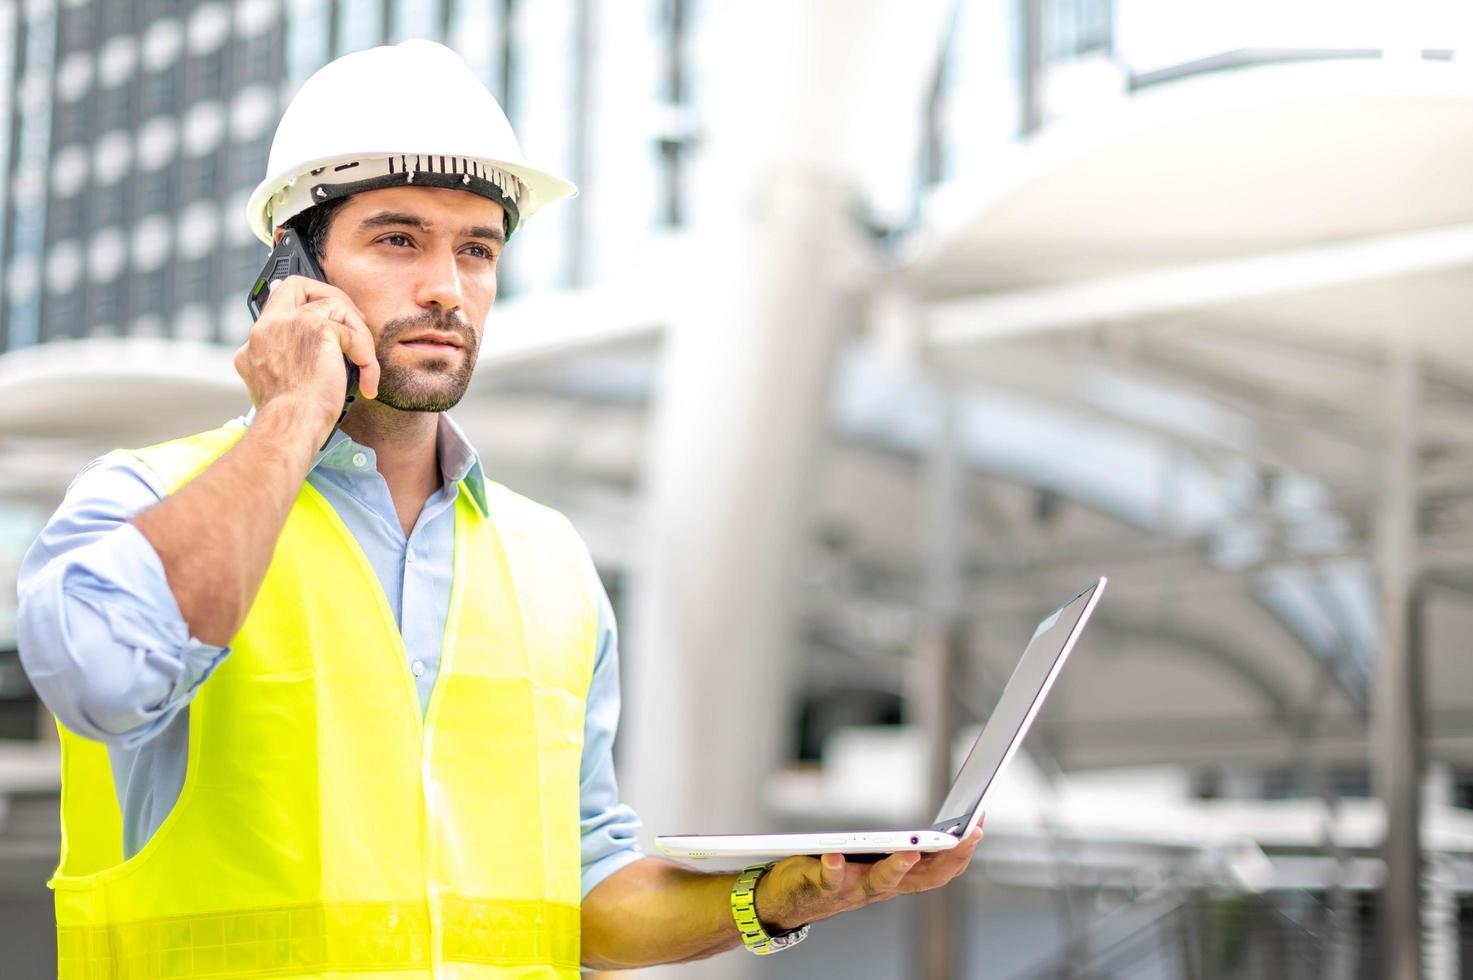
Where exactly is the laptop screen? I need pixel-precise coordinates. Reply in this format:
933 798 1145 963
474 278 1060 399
929 579 1101 832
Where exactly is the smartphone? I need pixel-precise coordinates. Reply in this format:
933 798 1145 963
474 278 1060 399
246 226 359 446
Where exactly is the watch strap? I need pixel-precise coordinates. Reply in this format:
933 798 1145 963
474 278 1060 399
730 863 810 955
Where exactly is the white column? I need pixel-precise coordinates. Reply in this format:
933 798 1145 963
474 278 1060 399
1370 340 1423 980
618 2 951 978
914 390 963 979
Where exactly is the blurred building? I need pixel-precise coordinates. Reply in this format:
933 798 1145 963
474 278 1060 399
2 1 1473 978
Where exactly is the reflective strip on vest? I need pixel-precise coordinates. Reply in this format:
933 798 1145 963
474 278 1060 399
50 423 597 979
56 898 580 977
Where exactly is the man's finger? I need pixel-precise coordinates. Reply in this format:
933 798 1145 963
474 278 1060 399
266 274 355 313
864 851 920 898
818 853 846 893
896 833 985 893
296 298 373 353
263 275 381 400
303 315 378 401
900 852 972 892
341 323 380 400
303 308 377 400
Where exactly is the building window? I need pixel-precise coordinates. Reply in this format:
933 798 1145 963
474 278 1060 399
58 5 94 57
48 194 85 242
227 242 266 295
1043 0 1112 62
286 0 331 87
87 277 125 329
130 266 171 319
179 151 219 203
448 0 504 87
390 1 441 43
42 287 85 343
654 0 693 229
91 181 128 230
234 30 278 87
100 3 133 38
336 0 383 56
227 134 270 190
97 83 133 125
52 97 90 148
136 168 172 216
176 255 214 306
7 11 59 351
186 49 227 103
140 63 182 118
144 0 185 20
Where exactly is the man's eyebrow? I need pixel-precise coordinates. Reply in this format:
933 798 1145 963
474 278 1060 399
358 211 430 233
464 224 506 245
358 211 506 245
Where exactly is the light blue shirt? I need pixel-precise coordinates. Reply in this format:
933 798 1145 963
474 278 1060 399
15 413 642 899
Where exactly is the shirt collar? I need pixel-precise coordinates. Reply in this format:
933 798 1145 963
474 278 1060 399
239 407 489 517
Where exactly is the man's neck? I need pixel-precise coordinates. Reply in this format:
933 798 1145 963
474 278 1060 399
339 400 442 537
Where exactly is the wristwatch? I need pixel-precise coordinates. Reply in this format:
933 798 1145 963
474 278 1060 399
730 863 811 955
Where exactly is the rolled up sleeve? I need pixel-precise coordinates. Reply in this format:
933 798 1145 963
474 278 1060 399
578 580 644 898
16 453 229 748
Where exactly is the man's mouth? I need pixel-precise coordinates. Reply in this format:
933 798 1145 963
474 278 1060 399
399 334 463 353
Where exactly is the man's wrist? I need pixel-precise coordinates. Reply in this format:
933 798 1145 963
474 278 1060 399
732 863 810 956
253 397 335 461
752 864 799 933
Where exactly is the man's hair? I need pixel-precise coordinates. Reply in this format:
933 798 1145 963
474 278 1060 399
288 197 352 265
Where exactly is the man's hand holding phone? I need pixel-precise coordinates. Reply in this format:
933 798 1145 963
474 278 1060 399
234 275 381 447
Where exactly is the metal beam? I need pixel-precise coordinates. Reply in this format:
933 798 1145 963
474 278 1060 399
1370 342 1423 980
924 222 1473 347
930 340 1361 488
1002 331 1380 503
915 389 961 980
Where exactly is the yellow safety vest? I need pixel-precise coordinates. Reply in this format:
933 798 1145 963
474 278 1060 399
49 421 597 979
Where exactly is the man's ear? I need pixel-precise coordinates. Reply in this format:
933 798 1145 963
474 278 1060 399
273 227 286 245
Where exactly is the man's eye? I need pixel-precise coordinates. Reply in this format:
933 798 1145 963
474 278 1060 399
463 244 496 260
380 233 412 247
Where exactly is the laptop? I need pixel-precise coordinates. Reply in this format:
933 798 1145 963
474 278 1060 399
655 577 1106 860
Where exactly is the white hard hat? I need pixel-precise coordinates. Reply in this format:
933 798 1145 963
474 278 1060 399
245 40 576 245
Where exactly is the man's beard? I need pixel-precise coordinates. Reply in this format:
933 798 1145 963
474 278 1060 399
373 310 479 413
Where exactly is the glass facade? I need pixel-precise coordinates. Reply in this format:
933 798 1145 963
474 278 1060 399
925 0 1473 192
0 0 284 349
4 4 56 350
498 0 579 294
0 0 701 356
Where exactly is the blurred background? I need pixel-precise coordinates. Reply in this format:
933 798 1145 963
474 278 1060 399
0 0 1472 977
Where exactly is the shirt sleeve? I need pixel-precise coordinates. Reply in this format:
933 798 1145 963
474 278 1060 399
578 576 645 899
15 452 230 748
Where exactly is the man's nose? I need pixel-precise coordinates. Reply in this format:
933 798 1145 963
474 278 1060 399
416 247 464 312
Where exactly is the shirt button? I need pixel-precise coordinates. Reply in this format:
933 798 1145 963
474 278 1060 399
411 660 426 677
351 452 368 468
405 550 414 564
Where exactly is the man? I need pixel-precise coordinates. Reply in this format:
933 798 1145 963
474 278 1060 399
17 41 979 976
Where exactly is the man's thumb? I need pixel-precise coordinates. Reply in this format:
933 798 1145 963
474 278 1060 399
819 853 845 890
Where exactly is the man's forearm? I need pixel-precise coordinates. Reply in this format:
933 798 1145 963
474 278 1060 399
581 857 749 969
581 835 984 969
131 399 325 646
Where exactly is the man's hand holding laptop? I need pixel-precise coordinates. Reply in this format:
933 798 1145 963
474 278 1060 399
753 823 986 932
